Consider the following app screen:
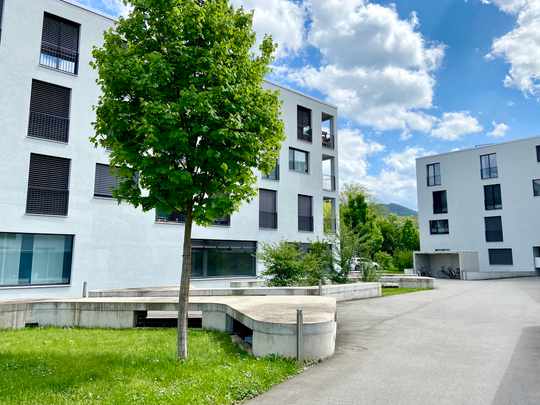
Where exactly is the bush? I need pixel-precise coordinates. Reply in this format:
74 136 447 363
256 241 305 287
393 249 414 271
362 263 380 283
374 251 393 270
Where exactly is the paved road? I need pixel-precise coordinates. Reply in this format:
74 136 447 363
248 277 540 405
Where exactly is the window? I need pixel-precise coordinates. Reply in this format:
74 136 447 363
191 240 256 278
26 154 70 216
485 216 503 242
0 232 73 286
94 164 126 198
259 189 277 229
40 13 80 74
156 210 185 223
289 148 309 173
429 220 449 235
298 195 313 232
433 190 448 214
297 106 312 142
536 145 540 162
426 163 441 186
0 0 4 43
484 184 502 210
262 160 279 180
489 249 513 265
28 80 71 143
534 180 540 197
480 153 498 179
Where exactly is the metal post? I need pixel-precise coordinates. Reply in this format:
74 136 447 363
318 280 322 296
296 309 303 364
82 282 87 298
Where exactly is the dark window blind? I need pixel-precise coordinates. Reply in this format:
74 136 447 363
94 164 124 198
485 216 503 242
40 13 80 74
298 195 313 231
484 184 502 210
28 80 70 143
26 154 70 215
489 249 513 265
536 145 540 162
259 189 277 229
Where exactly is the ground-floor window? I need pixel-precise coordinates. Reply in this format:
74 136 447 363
488 248 513 265
0 232 73 286
191 240 256 278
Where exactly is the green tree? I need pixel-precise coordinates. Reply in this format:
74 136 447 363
374 251 393 270
358 220 384 259
90 0 285 358
326 221 361 284
257 241 306 287
343 194 370 231
377 213 402 254
400 218 420 251
393 249 414 271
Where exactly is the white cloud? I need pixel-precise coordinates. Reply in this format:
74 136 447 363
232 0 308 59
430 111 483 141
486 120 510 137
337 127 385 180
485 1 540 96
506 101 515 106
79 0 131 17
481 0 529 14
271 0 445 133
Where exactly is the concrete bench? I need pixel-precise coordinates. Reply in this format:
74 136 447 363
0 296 336 360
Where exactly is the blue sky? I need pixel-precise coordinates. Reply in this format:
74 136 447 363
78 0 540 210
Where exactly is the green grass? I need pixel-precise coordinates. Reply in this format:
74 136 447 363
382 287 433 296
0 327 304 405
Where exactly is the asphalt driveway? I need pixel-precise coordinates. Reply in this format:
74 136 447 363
248 277 540 405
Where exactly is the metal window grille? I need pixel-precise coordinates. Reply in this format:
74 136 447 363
26 154 70 216
488 249 513 265
40 13 80 74
485 216 503 242
94 164 125 198
28 80 70 143
297 106 312 142
298 195 313 232
484 184 502 210
259 189 277 229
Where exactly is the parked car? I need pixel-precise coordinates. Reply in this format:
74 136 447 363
351 257 379 272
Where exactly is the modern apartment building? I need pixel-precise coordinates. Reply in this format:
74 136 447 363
415 136 540 280
0 0 339 298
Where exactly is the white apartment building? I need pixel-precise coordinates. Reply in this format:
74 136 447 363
415 136 540 280
0 0 339 298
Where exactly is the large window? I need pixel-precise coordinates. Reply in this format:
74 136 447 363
262 160 279 181
533 180 540 197
191 240 256 278
430 220 449 235
26 154 70 216
484 184 502 210
433 190 448 214
297 106 312 142
289 148 309 173
94 164 125 198
259 189 277 229
0 232 73 286
485 216 503 242
480 153 498 179
298 195 313 232
427 163 441 186
155 210 229 226
489 249 513 265
40 13 80 74
28 80 71 143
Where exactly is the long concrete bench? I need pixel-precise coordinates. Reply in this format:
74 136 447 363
0 296 336 359
88 282 381 302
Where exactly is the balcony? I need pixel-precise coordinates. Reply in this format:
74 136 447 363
259 211 278 229
298 215 314 232
28 112 70 143
322 132 334 149
40 41 78 74
297 125 312 143
323 174 336 191
485 230 503 242
323 218 336 233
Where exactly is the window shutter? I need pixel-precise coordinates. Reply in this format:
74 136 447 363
298 195 313 231
489 249 513 265
259 189 276 213
26 154 70 215
40 13 80 74
28 80 70 142
485 216 503 242
94 164 123 198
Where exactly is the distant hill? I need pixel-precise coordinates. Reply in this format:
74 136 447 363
384 203 418 217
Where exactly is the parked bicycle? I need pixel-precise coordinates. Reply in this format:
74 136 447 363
417 265 431 277
437 266 460 279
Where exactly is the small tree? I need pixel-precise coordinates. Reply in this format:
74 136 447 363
91 0 285 358
374 251 393 270
257 241 305 287
326 221 360 284
400 218 420 251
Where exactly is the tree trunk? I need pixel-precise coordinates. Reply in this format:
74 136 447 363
177 209 193 358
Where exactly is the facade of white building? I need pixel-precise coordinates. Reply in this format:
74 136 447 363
0 0 339 298
415 136 540 279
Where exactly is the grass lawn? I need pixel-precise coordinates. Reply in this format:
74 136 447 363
382 287 433 297
0 327 304 405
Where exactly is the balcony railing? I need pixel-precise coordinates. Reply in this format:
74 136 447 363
485 230 503 242
485 198 502 210
323 174 336 191
26 188 69 216
297 125 312 142
481 167 498 179
433 203 448 214
427 175 441 186
40 41 78 74
28 111 69 143
298 215 314 232
259 211 278 229
323 218 336 233
322 132 334 149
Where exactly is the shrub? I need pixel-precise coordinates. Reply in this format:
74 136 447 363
393 249 414 271
362 263 380 282
256 241 305 287
374 251 393 270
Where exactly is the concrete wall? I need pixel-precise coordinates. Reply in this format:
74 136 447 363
416 136 540 278
0 0 339 299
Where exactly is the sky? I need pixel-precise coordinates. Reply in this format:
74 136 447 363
78 0 540 210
